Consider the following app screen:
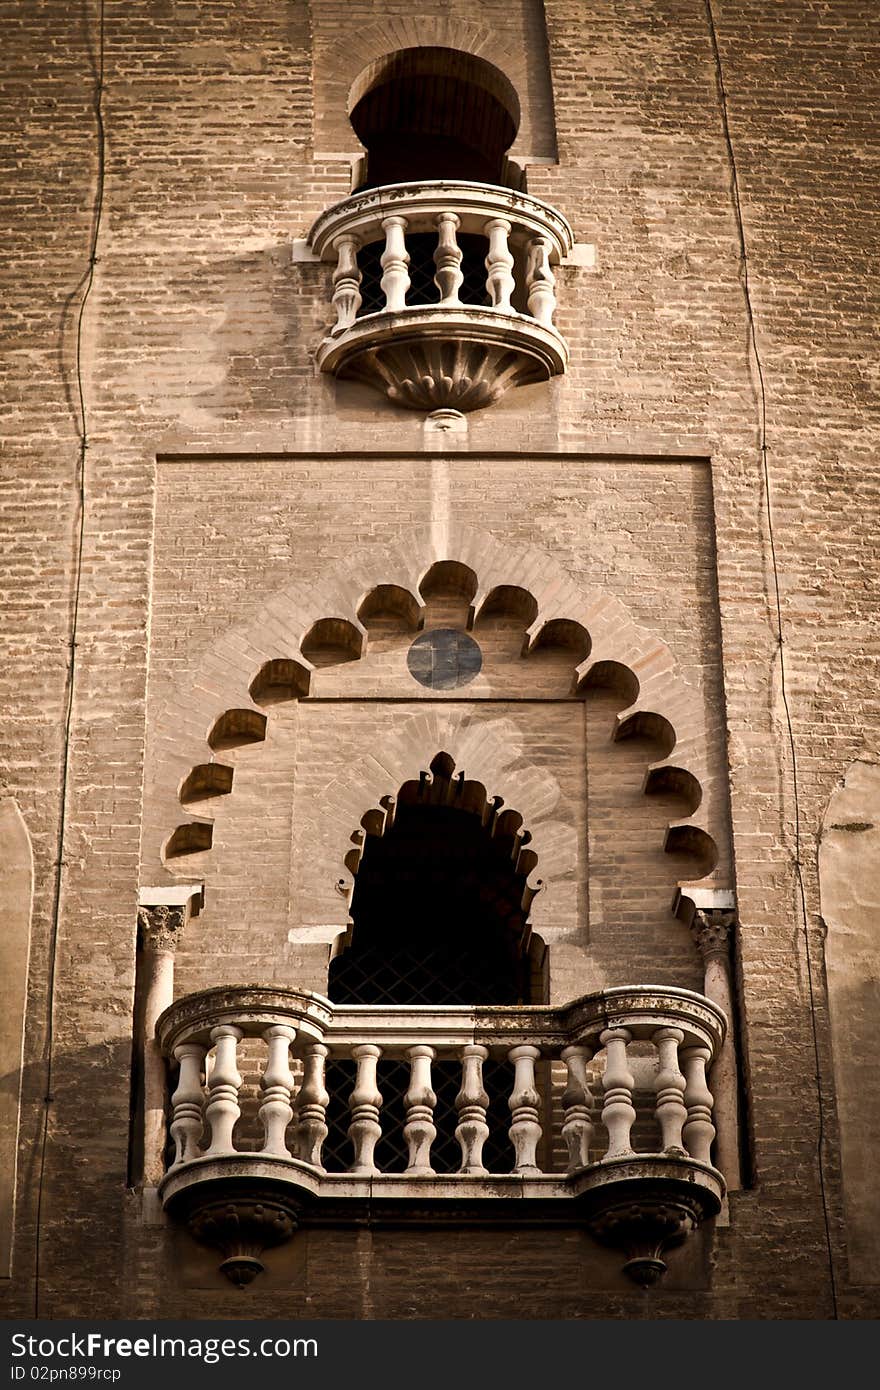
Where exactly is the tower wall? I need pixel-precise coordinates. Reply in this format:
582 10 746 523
2 0 878 1318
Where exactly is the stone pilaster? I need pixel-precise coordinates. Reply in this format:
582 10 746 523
674 892 741 1194
137 886 203 1186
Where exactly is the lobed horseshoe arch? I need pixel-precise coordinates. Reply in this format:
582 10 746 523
148 526 728 892
328 751 549 1007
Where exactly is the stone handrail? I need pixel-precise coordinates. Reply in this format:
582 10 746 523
157 985 725 1178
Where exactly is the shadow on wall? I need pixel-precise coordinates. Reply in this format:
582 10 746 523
819 758 880 1286
0 798 32 1280
4 1035 134 1308
142 247 327 425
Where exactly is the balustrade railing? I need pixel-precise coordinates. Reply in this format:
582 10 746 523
309 181 570 332
306 180 575 411
158 986 725 1182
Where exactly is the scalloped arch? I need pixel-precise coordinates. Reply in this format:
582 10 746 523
148 526 727 889
328 715 575 900
344 748 542 908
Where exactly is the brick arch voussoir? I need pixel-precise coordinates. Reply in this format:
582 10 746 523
323 17 528 112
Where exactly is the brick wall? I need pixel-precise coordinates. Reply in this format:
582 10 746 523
2 0 878 1318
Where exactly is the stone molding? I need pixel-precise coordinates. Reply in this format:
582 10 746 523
309 181 573 258
155 982 726 1065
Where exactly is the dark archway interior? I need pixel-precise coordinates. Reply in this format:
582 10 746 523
325 786 543 1174
350 49 518 190
329 801 532 1006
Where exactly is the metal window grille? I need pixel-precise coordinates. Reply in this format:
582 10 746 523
356 233 491 316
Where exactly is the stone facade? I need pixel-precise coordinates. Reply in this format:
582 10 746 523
1 0 878 1319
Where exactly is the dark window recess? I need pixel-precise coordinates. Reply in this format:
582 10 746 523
349 53 519 191
356 233 491 316
325 797 539 1174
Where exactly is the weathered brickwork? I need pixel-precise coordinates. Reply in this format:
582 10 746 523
1 0 878 1319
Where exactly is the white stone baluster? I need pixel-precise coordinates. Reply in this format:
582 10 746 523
599 1027 635 1159
204 1024 243 1156
455 1044 490 1174
380 216 410 312
653 1026 688 1154
526 235 557 325
169 1042 206 1166
507 1043 542 1174
258 1024 296 1157
403 1044 437 1175
296 1043 330 1168
561 1044 594 1172
330 234 362 332
484 218 515 311
433 212 463 305
681 1045 716 1165
347 1043 383 1174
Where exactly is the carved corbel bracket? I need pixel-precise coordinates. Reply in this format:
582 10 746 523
585 1187 707 1287
576 1160 724 1287
180 1185 302 1287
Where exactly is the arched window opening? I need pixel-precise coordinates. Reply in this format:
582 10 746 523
329 754 543 1006
348 49 523 317
324 755 546 1174
349 48 520 192
330 802 535 1004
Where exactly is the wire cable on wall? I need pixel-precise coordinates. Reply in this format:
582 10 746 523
703 0 839 1319
33 0 106 1318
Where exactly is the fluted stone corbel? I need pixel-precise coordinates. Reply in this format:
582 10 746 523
137 885 204 1185
674 889 741 1192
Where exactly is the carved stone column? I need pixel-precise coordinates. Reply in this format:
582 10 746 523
137 885 203 1185
690 907 741 1192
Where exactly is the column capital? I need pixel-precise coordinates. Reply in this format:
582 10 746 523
691 908 736 962
137 884 203 954
137 903 186 953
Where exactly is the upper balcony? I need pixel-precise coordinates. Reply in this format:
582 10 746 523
156 984 726 1288
307 179 575 413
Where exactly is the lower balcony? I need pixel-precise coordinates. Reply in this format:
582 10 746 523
156 986 726 1288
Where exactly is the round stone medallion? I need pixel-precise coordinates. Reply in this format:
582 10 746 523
407 628 482 691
